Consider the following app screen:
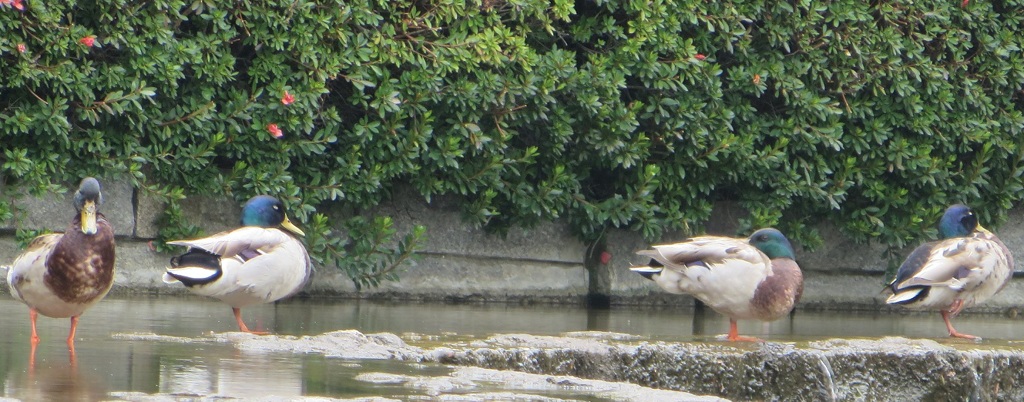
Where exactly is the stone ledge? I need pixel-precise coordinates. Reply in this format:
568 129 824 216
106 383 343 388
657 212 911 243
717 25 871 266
434 334 1024 401
148 330 1024 401
118 330 727 401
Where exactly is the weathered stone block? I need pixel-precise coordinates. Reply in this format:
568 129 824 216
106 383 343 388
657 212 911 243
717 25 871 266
133 189 165 239
994 207 1024 273
354 254 589 302
799 272 889 310
2 177 135 237
109 240 183 295
370 187 585 264
800 223 892 273
603 228 665 297
304 266 359 294
0 237 20 267
134 190 246 240
177 195 245 237
435 334 1024 401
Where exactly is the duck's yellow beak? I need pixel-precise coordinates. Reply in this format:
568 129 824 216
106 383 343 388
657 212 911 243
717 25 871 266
281 215 305 236
977 224 992 235
81 200 98 235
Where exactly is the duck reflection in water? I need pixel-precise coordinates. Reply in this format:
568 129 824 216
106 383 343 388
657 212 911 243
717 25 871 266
159 353 303 398
6 353 107 401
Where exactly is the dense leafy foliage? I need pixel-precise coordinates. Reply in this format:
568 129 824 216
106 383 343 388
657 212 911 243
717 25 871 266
2 0 1023 282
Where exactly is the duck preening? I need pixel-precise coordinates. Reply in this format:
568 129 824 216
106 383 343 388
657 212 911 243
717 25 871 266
630 228 803 342
162 195 312 334
886 204 1014 339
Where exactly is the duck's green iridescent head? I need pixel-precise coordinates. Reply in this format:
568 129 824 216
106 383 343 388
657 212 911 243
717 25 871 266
73 177 103 235
748 228 796 259
938 204 977 239
241 195 305 236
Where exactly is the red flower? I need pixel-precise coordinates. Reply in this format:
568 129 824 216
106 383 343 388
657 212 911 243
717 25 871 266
599 251 612 265
281 91 295 105
17 43 25 53
79 36 96 47
694 53 706 61
10 0 24 11
267 123 283 139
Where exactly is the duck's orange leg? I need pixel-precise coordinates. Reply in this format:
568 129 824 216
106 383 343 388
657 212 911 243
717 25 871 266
941 310 979 339
67 315 80 358
29 309 40 346
233 308 269 335
727 319 763 342
27 309 41 372
28 335 37 374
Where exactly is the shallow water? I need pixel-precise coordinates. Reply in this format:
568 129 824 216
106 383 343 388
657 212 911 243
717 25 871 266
0 295 1022 400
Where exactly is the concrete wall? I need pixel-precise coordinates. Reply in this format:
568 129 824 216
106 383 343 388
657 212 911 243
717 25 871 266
2 177 1023 313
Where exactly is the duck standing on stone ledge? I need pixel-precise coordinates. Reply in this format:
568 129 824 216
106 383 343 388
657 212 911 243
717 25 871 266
6 177 117 355
630 228 803 342
162 195 312 334
886 204 1013 339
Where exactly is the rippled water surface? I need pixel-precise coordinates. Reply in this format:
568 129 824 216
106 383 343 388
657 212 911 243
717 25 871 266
0 295 1021 400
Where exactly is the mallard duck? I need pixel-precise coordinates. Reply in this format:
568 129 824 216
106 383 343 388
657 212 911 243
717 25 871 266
886 204 1014 339
162 195 312 334
630 228 803 342
6 177 116 351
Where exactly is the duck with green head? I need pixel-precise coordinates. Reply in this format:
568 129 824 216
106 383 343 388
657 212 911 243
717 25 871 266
630 228 804 342
162 195 312 334
7 177 116 353
887 204 1014 339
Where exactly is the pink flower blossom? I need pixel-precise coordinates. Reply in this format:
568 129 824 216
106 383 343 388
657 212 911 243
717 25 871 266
281 91 295 105
267 123 283 139
694 54 706 61
17 43 25 53
79 36 96 47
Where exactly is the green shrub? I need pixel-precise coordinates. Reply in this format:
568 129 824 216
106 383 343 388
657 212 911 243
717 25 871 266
2 0 1023 284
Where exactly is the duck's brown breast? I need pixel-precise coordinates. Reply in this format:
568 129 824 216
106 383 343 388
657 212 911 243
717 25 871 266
751 258 803 321
44 217 116 304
